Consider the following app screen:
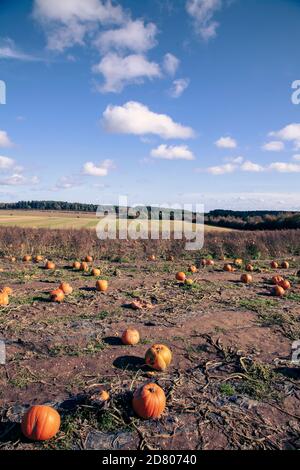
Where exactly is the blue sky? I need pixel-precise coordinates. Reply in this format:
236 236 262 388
0 0 300 211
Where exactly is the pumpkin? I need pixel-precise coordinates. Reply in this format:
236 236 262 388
1 286 12 296
201 259 207 267
91 268 101 277
272 285 285 297
206 259 215 266
80 262 89 272
50 289 64 303
34 255 43 263
59 282 73 295
246 264 254 272
21 405 60 441
235 259 243 266
167 255 174 262
73 261 81 270
271 275 284 285
0 292 9 306
145 344 172 371
121 328 140 345
96 280 108 292
45 261 55 270
188 265 197 273
185 278 194 286
224 264 233 272
281 261 289 269
148 255 156 261
176 272 186 282
241 274 252 284
278 279 291 291
85 255 93 262
90 390 110 405
10 256 16 263
132 383 166 420
270 261 278 269
23 255 32 262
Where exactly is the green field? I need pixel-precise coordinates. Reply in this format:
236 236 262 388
0 210 232 232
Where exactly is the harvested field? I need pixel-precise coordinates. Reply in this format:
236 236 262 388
0 233 300 450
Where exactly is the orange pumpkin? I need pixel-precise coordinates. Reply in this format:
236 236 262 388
188 265 197 273
96 280 108 292
278 279 291 291
45 261 55 270
145 344 172 371
59 282 73 295
201 259 207 267
246 264 254 272
132 383 166 420
85 255 93 262
121 328 140 345
80 262 89 272
206 259 215 266
34 255 43 263
241 274 253 284
235 259 243 266
270 261 278 269
73 261 81 270
272 285 285 297
91 268 101 277
176 272 186 282
148 255 156 261
1 286 12 296
21 405 60 441
23 255 32 262
50 289 64 303
281 261 289 269
224 264 233 272
272 275 284 285
0 292 9 306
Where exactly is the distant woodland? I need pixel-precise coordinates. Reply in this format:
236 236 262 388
0 201 299 230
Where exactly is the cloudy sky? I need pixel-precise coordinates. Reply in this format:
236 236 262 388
0 0 300 211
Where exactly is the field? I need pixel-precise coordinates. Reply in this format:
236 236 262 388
0 210 231 232
0 228 300 450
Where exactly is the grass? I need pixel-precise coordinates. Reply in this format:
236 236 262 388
239 298 277 313
219 383 235 397
49 338 105 357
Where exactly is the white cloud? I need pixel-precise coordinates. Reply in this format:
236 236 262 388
150 144 195 161
103 101 195 139
0 38 37 61
33 0 125 51
270 123 300 150
83 159 114 176
224 156 243 164
163 53 180 76
269 162 300 173
95 20 157 53
206 163 237 175
0 174 39 186
0 130 13 148
169 78 190 98
0 156 15 169
241 160 264 172
292 154 300 161
186 0 223 40
215 136 237 149
93 53 161 93
262 141 285 152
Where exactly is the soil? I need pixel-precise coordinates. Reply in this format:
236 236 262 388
0 254 300 450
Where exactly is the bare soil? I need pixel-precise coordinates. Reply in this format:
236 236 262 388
0 253 300 450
